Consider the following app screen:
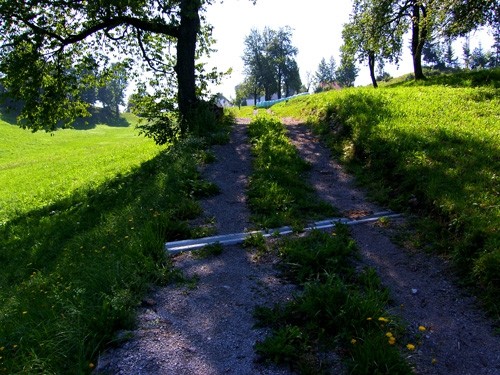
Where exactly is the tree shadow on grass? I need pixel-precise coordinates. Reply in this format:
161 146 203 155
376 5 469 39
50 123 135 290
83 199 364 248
0 106 130 129
317 88 499 276
388 68 500 89
72 108 130 130
0 143 214 372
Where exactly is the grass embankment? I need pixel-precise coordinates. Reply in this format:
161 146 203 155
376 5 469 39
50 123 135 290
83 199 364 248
245 116 414 373
0 113 161 223
246 115 336 228
270 68 500 317
0 116 218 373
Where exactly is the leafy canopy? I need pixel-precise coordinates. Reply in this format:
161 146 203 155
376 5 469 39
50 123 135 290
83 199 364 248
0 0 238 135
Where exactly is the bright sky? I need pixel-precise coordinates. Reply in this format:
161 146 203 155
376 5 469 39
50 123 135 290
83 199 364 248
205 0 494 99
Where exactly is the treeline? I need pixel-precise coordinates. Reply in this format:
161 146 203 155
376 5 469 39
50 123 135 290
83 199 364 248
0 61 128 123
341 0 499 87
236 0 498 101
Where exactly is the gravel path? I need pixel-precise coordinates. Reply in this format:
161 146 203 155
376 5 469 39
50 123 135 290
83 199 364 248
95 120 296 375
96 118 499 375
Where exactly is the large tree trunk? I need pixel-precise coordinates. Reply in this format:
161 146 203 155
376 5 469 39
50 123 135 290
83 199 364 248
411 3 427 80
368 51 378 88
277 69 282 99
175 0 201 133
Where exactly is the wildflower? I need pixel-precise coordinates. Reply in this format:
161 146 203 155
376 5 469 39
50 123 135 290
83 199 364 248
388 337 396 345
89 363 95 369
0 347 4 351
22 311 27 315
418 325 426 332
351 338 357 345
378 317 389 323
406 343 416 351
431 358 438 365
366 317 372 321
385 332 393 338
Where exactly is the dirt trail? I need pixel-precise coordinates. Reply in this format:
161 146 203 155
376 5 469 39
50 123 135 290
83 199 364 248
284 120 500 375
95 120 295 375
96 119 499 374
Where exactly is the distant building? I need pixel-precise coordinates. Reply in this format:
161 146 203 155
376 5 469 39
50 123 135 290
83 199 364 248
244 93 279 106
215 94 232 107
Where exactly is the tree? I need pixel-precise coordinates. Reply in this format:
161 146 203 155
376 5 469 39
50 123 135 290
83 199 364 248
282 59 302 97
440 0 499 38
0 0 246 137
242 26 300 100
422 38 447 70
315 57 336 86
470 43 490 69
443 38 459 69
97 63 129 116
342 0 406 88
463 36 472 69
267 26 299 99
491 28 500 67
336 47 359 87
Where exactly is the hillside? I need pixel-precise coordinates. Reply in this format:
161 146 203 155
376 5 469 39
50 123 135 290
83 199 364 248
263 68 500 316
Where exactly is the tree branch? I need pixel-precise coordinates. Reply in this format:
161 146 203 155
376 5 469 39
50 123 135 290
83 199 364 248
135 28 172 75
16 14 180 48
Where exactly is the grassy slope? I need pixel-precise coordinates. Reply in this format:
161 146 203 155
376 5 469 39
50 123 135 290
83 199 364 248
0 113 162 223
267 69 499 316
0 115 213 373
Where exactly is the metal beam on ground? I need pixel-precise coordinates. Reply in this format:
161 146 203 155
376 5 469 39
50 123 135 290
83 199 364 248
165 211 401 254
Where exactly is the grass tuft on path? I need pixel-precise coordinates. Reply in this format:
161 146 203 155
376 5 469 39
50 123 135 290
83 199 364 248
253 229 413 374
246 115 337 228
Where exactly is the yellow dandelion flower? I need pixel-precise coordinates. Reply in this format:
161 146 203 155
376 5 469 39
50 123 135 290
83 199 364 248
378 317 389 323
418 325 426 331
385 332 393 338
89 363 95 369
351 338 357 345
388 337 396 345
406 343 416 351
431 358 438 365
367 317 372 321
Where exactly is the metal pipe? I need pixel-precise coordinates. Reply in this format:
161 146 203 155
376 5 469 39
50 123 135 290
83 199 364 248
165 212 401 254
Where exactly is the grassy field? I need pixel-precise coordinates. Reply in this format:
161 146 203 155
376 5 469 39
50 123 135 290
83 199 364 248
0 113 163 223
251 68 499 316
0 114 219 373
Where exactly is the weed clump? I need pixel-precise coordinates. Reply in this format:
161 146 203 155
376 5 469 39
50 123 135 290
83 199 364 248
254 229 413 374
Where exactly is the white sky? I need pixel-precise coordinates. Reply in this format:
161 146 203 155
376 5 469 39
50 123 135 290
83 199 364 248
204 0 495 99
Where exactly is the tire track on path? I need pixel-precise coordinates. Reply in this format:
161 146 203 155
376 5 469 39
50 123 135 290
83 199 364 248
284 119 500 375
95 120 295 375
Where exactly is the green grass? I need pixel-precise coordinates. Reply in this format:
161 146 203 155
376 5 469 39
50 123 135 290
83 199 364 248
269 69 500 317
227 105 268 119
0 115 220 373
246 115 337 228
254 229 413 374
0 113 163 223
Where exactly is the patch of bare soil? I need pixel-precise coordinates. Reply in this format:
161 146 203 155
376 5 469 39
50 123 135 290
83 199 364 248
96 118 499 375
